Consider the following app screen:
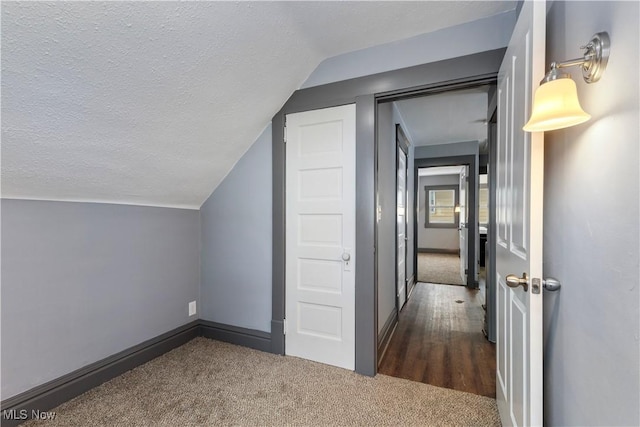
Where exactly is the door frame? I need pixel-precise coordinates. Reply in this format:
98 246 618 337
395 124 410 309
272 48 505 376
413 157 478 288
485 94 498 343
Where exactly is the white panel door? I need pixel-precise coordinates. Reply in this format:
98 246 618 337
459 167 468 284
495 0 544 425
285 104 356 370
396 146 408 309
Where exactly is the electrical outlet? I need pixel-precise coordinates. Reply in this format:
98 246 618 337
188 301 197 317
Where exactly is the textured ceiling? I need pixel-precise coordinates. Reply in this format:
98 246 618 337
2 2 514 209
394 86 490 147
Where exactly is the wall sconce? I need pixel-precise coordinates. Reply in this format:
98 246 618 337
454 205 461 213
523 32 610 132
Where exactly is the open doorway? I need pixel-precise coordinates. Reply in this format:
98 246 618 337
417 165 468 286
377 85 496 398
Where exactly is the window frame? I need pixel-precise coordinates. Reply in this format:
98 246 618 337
479 184 489 226
424 185 459 229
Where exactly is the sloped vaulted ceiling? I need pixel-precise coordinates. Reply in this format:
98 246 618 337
2 1 514 209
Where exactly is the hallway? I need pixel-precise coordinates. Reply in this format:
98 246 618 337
378 282 496 398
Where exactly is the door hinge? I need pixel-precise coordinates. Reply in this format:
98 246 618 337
283 126 287 144
283 318 287 335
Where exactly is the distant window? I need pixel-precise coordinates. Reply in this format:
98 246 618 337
425 185 458 228
479 186 489 225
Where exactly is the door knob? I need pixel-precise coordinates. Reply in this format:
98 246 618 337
543 277 561 291
342 252 351 261
506 272 529 292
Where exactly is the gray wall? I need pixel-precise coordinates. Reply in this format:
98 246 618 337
376 103 396 332
200 125 272 332
417 174 460 250
543 2 639 426
1 199 200 399
301 11 516 89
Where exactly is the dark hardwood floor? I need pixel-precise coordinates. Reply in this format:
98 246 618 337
378 281 496 398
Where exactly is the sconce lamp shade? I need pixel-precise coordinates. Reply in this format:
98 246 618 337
523 77 591 132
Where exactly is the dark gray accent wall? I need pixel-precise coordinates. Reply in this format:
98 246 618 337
1 199 200 400
200 125 272 333
543 2 639 426
271 113 286 355
354 94 377 377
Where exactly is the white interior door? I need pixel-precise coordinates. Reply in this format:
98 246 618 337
495 0 544 425
459 166 468 284
396 146 408 309
285 104 356 370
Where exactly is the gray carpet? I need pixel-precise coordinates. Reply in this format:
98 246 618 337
417 253 465 286
24 337 500 426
